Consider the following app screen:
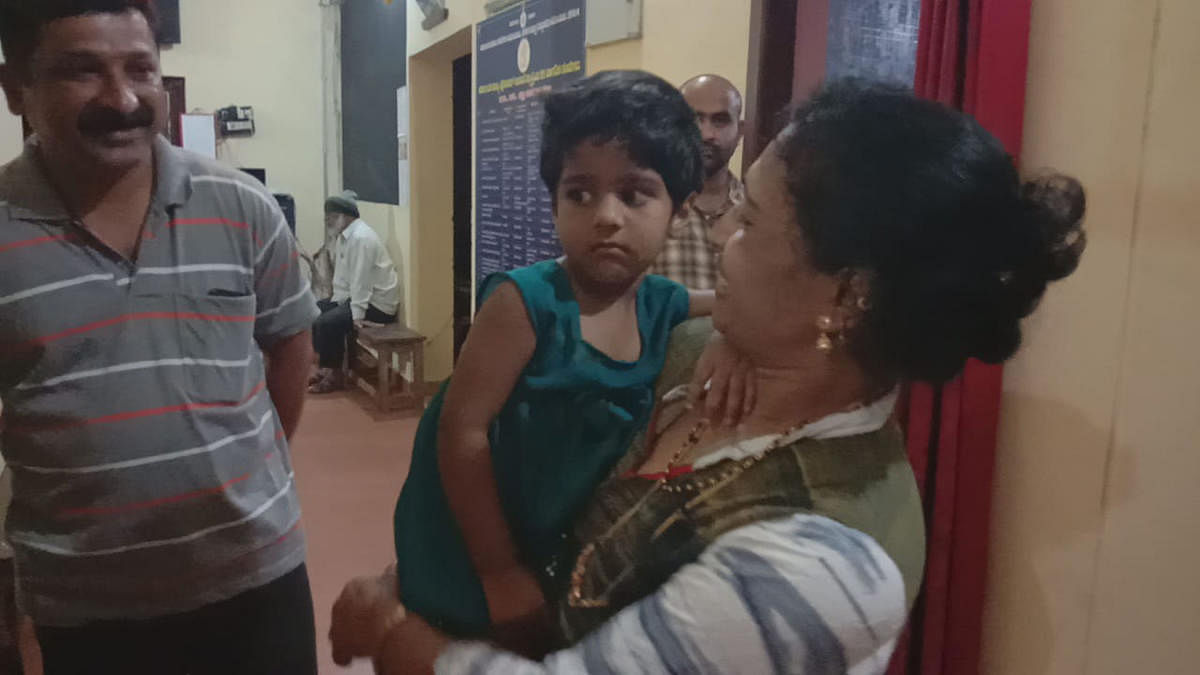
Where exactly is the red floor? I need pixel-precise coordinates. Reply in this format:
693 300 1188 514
291 391 420 674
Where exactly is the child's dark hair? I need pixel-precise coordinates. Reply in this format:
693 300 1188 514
0 0 158 78
779 79 1086 383
540 70 703 210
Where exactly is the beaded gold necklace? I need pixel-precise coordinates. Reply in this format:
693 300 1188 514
565 389 881 609
568 417 808 609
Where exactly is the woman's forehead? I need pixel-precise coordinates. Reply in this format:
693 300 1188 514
744 148 789 214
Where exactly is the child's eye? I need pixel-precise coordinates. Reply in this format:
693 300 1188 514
620 189 649 207
565 188 592 205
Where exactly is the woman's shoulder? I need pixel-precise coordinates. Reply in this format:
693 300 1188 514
687 513 909 670
781 426 927 611
684 424 924 613
439 513 907 674
706 513 906 604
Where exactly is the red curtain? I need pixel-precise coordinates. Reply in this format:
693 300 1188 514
889 1 1033 674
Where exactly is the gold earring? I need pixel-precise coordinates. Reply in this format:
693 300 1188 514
816 315 835 353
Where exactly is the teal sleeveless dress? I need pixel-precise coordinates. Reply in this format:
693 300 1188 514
392 259 690 637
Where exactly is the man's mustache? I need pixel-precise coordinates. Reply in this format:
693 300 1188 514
78 104 156 136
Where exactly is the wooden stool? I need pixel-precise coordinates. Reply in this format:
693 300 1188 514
350 324 426 412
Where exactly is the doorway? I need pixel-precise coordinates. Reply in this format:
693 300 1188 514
452 53 473 361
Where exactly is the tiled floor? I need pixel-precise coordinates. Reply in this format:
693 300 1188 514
291 391 420 674
16 391 421 675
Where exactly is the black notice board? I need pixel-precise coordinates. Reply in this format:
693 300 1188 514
342 1 407 204
157 0 181 44
474 0 585 289
825 0 921 86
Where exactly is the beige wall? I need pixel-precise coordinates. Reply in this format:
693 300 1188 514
407 27 473 381
0 2 327 256
0 103 22 163
630 0 752 170
983 1 1200 673
0 5 325 246
160 0 325 250
0 54 25 160
401 0 753 381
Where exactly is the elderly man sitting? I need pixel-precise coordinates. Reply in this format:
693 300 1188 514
310 190 402 393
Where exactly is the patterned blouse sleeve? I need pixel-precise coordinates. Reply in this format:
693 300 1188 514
435 513 910 674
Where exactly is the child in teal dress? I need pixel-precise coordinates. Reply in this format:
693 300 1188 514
392 71 716 640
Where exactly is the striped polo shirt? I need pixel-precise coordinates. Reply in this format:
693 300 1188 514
0 137 319 626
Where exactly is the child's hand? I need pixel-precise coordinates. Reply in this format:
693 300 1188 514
329 564 405 666
689 331 757 427
481 566 547 626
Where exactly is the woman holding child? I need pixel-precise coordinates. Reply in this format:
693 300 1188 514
332 73 1086 674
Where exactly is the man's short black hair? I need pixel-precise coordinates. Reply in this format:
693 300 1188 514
0 0 158 78
540 70 703 210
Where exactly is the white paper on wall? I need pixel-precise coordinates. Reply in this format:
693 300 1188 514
397 87 410 206
181 113 217 159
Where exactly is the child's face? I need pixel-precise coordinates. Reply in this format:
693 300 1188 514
554 139 677 288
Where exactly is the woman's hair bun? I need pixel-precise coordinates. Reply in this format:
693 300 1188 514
778 80 1088 383
958 173 1087 369
950 169 1094 367
1021 173 1087 283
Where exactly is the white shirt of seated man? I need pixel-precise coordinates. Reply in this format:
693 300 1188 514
325 191 403 322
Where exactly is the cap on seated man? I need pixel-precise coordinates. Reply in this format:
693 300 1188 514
310 190 403 393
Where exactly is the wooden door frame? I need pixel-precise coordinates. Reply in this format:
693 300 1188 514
743 0 798 172
163 76 186 146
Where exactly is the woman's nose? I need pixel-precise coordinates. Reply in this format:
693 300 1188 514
710 209 739 249
717 227 743 276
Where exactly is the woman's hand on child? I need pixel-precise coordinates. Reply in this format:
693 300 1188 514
330 564 406 666
690 331 757 427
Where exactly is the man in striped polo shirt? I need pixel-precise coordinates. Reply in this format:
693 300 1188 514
0 2 319 672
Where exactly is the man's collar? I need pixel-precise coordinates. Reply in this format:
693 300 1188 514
0 134 191 223
338 218 363 240
685 171 744 211
152 135 191 210
1 137 72 222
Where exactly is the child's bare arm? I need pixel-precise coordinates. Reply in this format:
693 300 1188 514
688 289 716 317
437 282 543 625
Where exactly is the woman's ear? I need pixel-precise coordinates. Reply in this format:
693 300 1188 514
835 269 874 326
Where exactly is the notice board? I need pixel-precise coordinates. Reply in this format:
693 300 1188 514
825 0 921 86
342 0 406 204
475 0 586 289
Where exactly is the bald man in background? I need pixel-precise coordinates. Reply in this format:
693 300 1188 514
650 74 745 290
